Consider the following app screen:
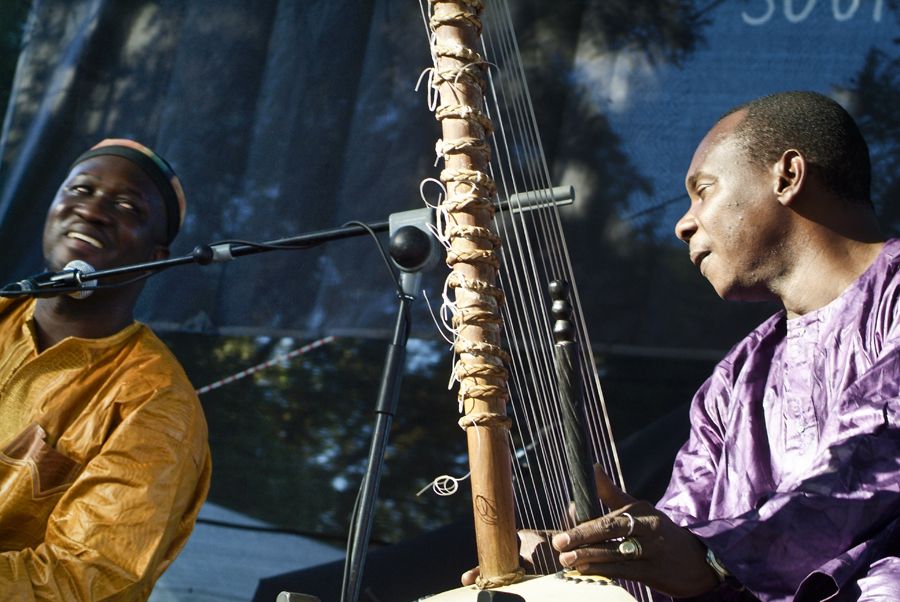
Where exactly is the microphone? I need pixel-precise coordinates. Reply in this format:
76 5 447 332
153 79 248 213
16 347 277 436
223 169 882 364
0 260 97 299
64 260 96 299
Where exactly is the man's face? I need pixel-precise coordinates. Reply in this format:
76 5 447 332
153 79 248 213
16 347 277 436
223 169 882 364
675 111 790 302
42 155 170 274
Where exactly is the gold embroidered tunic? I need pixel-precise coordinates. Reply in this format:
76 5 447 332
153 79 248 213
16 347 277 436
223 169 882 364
0 296 211 601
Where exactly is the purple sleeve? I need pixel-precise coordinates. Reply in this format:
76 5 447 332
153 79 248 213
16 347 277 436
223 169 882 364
659 347 900 602
655 372 725 528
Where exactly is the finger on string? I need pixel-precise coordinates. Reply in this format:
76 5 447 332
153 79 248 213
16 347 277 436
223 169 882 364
552 511 634 552
593 463 635 510
518 529 563 574
569 561 638 582
558 542 624 568
461 566 480 586
552 515 618 552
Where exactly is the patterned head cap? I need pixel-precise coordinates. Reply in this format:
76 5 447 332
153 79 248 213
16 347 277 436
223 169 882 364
70 139 186 244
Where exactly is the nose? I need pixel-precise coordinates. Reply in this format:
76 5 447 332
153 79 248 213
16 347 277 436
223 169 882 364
71 194 113 225
675 211 698 244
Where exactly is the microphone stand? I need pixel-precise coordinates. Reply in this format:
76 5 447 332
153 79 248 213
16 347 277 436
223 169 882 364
1 186 575 602
342 288 411 602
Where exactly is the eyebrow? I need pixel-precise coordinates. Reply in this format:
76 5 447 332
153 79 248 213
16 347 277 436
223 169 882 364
685 170 713 192
686 172 700 191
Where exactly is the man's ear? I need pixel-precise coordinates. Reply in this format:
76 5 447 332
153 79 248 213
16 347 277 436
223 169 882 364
774 149 807 206
152 245 171 262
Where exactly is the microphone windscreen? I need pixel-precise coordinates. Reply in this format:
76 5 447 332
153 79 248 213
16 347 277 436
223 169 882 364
65 260 96 299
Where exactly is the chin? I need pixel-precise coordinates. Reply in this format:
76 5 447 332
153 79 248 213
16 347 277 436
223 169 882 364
43 253 72 273
710 277 746 302
719 284 775 304
716 283 738 301
47 253 93 273
704 276 731 301
716 282 748 301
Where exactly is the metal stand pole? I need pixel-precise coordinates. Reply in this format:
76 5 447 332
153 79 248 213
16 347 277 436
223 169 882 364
341 292 412 602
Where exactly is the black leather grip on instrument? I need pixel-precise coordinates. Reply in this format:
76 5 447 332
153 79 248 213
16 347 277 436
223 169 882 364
477 590 526 602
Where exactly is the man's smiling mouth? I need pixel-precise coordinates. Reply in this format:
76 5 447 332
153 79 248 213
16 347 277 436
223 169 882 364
67 232 104 249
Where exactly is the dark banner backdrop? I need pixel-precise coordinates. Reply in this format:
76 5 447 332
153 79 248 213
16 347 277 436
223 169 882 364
1 2 899 598
0 0 898 354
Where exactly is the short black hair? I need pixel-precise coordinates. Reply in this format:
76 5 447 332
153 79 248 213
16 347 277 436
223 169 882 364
721 91 871 205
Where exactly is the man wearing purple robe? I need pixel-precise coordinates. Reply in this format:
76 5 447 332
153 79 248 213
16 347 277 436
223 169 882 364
550 91 900 601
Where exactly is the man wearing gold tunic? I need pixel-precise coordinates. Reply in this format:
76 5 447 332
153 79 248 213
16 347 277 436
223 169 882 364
0 140 211 601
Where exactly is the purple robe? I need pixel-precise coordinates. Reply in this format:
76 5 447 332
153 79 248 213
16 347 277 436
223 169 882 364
656 239 900 602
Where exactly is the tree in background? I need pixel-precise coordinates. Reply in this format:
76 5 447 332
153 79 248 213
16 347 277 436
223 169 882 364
160 333 472 544
852 44 900 235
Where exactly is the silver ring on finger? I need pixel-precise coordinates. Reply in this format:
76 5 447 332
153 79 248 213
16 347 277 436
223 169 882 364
622 512 635 537
618 537 642 561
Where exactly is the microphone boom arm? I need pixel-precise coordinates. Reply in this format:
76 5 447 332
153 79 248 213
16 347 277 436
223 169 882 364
0 185 574 297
